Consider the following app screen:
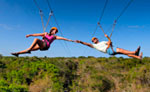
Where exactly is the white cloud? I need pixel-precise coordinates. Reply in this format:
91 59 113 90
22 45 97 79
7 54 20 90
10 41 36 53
0 24 13 30
128 25 145 28
0 24 21 31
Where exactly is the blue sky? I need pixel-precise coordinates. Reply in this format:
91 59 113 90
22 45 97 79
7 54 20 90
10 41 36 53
0 0 150 57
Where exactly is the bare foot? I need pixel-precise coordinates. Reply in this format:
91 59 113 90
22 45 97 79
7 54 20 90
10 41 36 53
139 52 143 60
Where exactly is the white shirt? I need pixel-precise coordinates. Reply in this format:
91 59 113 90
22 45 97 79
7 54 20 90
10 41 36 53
92 41 108 53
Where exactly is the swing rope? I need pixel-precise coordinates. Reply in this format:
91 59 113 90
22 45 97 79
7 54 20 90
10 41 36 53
91 0 108 37
46 0 73 56
97 0 134 38
33 0 72 56
33 0 53 32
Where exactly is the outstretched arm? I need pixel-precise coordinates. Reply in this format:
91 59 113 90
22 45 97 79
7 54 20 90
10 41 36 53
26 33 46 38
105 34 111 42
56 36 74 42
75 40 94 48
105 34 112 49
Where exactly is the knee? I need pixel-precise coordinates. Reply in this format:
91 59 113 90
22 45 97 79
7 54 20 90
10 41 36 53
116 48 121 53
127 54 132 57
34 38 39 41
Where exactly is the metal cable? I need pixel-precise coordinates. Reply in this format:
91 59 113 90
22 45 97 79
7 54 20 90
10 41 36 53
83 0 108 56
45 11 53 31
109 0 134 37
39 10 45 32
115 0 134 22
110 20 116 38
91 0 108 37
97 22 106 35
33 0 70 56
46 0 73 56
33 0 52 32
53 11 72 56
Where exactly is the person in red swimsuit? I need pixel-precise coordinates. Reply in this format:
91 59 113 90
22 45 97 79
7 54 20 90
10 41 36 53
11 27 74 57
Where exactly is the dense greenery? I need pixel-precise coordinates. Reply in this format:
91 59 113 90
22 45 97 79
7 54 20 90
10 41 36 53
0 56 150 92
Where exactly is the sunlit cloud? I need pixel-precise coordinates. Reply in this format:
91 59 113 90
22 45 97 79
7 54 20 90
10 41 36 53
0 24 21 31
0 24 13 30
128 25 145 28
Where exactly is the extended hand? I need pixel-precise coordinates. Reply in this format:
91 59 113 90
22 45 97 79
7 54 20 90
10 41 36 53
26 34 31 38
75 40 81 43
104 34 108 37
70 40 75 42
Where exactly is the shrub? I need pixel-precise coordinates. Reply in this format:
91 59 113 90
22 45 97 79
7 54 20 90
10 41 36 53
0 54 2 58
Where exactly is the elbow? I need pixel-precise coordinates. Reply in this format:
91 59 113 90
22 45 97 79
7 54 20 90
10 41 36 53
88 45 93 48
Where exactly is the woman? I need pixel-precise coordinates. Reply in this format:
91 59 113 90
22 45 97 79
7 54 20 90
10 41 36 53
11 27 74 57
75 34 143 60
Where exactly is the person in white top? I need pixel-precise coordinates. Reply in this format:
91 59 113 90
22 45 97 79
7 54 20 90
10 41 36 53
75 34 143 60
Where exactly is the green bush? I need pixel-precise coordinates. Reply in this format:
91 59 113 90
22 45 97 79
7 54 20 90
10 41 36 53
0 56 150 92
0 54 2 58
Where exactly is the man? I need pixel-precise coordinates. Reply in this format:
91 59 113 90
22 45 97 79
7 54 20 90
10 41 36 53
75 34 142 59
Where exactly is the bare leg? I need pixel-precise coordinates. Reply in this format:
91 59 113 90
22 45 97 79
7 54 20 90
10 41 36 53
116 48 143 59
30 44 41 51
17 44 40 54
27 38 45 51
127 52 143 60
116 48 136 55
11 38 45 57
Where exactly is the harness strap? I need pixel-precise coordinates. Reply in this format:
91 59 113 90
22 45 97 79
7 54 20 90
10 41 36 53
106 43 115 54
110 42 115 53
110 46 115 53
43 37 50 42
43 35 55 43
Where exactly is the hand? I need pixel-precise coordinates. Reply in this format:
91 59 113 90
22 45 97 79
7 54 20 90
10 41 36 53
69 40 75 42
72 40 76 42
75 40 81 43
110 42 112 45
105 34 108 37
26 34 31 38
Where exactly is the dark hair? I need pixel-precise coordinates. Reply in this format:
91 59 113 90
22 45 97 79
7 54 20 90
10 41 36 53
92 37 98 42
49 29 58 35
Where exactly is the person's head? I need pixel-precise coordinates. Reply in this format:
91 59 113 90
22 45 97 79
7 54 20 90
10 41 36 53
92 37 99 44
49 27 58 35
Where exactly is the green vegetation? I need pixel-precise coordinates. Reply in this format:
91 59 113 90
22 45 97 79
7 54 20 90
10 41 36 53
0 56 150 92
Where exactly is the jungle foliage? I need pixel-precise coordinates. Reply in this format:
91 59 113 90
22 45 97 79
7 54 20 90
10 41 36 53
0 56 150 92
